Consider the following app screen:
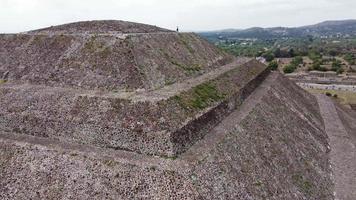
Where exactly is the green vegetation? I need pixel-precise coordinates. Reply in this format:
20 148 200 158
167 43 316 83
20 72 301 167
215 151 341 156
309 60 327 71
308 50 322 61
0 79 7 84
170 60 202 74
283 64 297 74
179 34 195 54
281 56 303 73
160 48 201 74
160 155 178 160
174 82 225 110
213 35 356 74
268 60 279 71
291 56 303 66
84 35 99 52
84 35 112 57
331 60 343 73
98 47 112 59
344 53 355 65
254 180 263 187
179 64 202 73
262 51 275 62
103 159 116 167
292 174 314 195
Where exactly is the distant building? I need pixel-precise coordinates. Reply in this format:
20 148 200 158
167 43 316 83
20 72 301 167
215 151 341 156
256 57 267 64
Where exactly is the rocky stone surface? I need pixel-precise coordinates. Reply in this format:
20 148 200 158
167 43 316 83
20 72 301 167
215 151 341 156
0 32 233 91
0 72 333 199
27 20 172 34
0 59 265 157
0 21 335 199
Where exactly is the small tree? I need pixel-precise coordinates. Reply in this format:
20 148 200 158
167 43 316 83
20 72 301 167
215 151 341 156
283 65 296 74
344 53 355 65
274 48 281 58
331 60 342 72
291 56 303 67
288 48 295 57
312 60 322 71
308 51 322 61
262 52 275 62
328 49 338 57
268 60 279 71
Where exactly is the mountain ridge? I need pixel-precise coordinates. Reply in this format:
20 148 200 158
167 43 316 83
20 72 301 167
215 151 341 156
199 19 356 40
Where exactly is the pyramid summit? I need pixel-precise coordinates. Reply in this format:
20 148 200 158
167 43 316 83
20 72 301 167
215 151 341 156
0 20 338 199
27 20 172 34
1 20 233 91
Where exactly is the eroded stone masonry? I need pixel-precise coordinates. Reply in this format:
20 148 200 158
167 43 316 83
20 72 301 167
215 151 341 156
0 20 334 199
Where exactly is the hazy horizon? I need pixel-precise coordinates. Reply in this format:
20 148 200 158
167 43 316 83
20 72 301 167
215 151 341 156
1 0 356 33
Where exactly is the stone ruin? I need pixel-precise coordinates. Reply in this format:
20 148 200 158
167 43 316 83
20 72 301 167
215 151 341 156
0 20 335 199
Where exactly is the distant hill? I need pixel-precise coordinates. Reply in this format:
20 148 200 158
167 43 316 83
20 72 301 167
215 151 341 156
199 20 356 41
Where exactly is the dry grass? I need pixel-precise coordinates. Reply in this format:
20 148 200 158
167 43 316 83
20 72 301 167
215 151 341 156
307 89 356 105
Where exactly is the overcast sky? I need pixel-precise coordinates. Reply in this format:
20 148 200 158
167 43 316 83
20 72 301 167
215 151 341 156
1 0 356 33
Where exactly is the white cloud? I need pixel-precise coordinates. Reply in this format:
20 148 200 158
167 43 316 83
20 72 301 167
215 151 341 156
0 0 356 32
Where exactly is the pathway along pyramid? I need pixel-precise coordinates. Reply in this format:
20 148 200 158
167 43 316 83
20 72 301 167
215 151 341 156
0 21 333 199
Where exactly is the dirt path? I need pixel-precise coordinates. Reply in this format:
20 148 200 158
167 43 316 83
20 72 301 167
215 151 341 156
316 94 356 200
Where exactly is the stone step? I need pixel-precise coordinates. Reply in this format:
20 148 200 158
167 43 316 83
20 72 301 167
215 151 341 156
0 60 269 157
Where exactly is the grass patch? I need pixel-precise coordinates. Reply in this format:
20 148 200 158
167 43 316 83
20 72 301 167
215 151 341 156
307 89 356 105
292 174 314 195
84 35 99 52
84 35 111 56
98 46 112 59
254 180 263 186
165 79 176 86
178 63 202 74
160 48 201 73
159 155 178 160
179 34 195 54
174 82 226 110
103 159 116 167
0 79 7 84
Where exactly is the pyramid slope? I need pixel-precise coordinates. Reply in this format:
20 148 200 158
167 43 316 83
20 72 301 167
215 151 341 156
0 32 233 91
0 72 333 199
0 59 266 157
0 20 334 199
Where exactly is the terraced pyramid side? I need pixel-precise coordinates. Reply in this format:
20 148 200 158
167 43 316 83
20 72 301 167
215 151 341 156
0 72 333 199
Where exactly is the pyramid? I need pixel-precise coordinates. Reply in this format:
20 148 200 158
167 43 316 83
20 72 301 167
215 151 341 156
0 21 333 199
